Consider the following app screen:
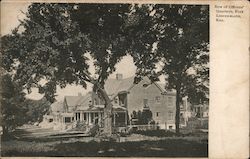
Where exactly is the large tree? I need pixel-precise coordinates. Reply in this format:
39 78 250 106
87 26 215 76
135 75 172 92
1 3 136 136
156 5 209 134
130 4 209 134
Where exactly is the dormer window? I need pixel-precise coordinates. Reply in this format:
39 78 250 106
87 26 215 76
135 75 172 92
114 97 118 104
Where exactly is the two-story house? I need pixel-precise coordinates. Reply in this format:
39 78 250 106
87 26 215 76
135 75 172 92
93 74 176 129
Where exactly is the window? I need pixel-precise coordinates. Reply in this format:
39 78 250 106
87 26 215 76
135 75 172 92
49 119 53 122
156 112 160 117
65 117 71 123
118 93 127 106
155 96 161 103
89 100 92 106
143 99 148 108
167 97 174 107
142 83 150 88
168 111 174 120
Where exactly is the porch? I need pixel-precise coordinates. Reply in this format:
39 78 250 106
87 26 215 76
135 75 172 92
74 105 127 127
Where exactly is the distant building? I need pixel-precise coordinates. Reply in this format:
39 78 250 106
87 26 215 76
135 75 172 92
192 103 209 118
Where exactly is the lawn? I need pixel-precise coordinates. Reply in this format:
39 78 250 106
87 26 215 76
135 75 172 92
1 127 208 157
1 136 207 157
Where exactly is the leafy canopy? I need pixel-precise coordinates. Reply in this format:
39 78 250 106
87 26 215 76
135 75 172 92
2 3 134 102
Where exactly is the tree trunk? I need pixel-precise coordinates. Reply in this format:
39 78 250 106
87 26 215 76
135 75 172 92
175 86 181 135
96 87 113 137
81 72 113 136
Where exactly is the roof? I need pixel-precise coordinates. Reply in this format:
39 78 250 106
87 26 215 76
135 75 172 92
157 83 166 92
77 92 92 106
64 96 82 107
51 102 64 112
60 112 74 117
104 76 175 98
157 83 176 95
104 76 135 96
63 76 175 110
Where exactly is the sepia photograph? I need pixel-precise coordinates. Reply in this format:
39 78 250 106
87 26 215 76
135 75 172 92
0 2 209 157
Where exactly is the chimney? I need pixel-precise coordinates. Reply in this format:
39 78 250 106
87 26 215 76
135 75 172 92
116 73 123 80
78 93 82 96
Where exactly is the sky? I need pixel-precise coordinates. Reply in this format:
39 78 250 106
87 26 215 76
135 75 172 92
1 2 165 101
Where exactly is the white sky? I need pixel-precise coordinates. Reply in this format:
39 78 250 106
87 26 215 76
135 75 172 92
1 2 165 101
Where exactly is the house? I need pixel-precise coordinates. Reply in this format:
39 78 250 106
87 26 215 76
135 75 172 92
192 103 209 118
91 74 176 130
45 74 178 130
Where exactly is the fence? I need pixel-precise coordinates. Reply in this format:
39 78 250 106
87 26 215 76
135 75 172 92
128 124 159 131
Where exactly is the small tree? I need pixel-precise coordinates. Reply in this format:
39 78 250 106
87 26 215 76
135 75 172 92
130 109 153 125
141 108 153 124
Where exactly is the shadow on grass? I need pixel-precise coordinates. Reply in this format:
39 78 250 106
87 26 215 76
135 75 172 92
2 138 208 157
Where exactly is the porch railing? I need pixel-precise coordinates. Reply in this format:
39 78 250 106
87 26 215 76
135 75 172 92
128 124 159 131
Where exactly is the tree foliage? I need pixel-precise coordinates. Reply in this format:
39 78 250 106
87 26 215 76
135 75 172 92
156 5 209 133
0 74 27 134
131 5 209 134
131 109 153 125
23 98 51 123
1 3 134 136
156 4 209 103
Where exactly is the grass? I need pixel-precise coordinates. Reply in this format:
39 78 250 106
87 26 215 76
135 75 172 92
1 135 207 157
1 127 208 157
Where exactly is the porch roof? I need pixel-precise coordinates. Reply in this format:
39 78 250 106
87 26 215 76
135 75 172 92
60 112 74 117
76 104 126 112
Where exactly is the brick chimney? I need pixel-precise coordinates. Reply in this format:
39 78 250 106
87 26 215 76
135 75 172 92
116 73 123 80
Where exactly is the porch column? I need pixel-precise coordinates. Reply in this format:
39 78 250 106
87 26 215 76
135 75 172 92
113 113 116 126
125 111 127 125
98 112 101 125
88 112 91 124
80 112 83 121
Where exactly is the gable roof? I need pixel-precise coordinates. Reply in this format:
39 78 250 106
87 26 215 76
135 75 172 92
64 96 82 107
77 92 92 105
104 76 135 96
76 92 92 111
104 76 174 98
